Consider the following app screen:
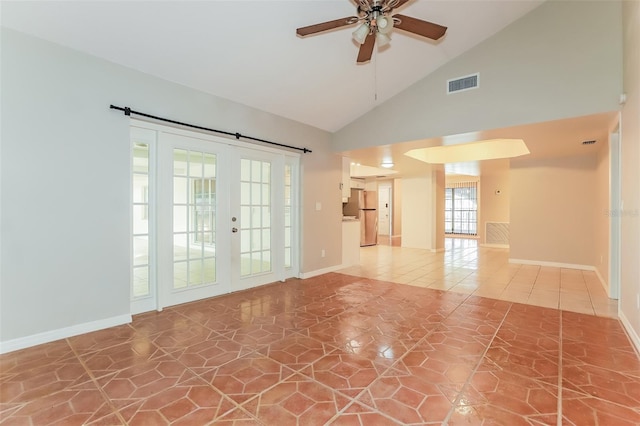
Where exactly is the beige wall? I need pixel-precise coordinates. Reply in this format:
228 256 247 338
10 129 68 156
620 0 640 348
401 168 444 251
393 179 403 237
300 150 343 274
509 155 597 266
401 174 436 250
434 168 445 251
479 164 510 245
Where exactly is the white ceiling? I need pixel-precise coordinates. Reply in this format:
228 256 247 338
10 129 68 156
2 0 619 178
1 0 545 133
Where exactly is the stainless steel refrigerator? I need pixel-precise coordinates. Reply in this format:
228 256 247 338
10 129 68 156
343 189 378 246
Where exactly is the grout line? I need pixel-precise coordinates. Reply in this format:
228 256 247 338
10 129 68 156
442 302 513 425
66 338 129 425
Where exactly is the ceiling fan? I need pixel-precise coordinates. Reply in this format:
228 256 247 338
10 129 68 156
296 0 447 64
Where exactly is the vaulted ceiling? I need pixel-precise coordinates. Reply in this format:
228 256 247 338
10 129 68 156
2 1 618 177
1 0 544 132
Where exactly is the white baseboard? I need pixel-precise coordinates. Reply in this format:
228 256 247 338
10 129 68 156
481 243 510 249
508 258 595 271
298 264 345 279
431 248 445 253
594 267 610 296
0 314 132 355
619 309 640 357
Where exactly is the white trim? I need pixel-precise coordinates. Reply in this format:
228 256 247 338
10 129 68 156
594 267 609 296
480 243 510 249
508 258 595 271
431 248 446 253
619 310 640 357
298 264 345 279
0 314 132 355
608 125 621 299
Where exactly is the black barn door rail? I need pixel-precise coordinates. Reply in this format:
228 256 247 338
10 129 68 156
110 104 312 154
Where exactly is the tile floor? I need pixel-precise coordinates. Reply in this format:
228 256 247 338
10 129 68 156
1 242 638 425
341 238 619 318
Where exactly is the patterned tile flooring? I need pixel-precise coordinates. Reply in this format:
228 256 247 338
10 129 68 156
1 242 639 424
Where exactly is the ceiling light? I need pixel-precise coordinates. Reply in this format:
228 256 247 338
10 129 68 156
376 15 394 34
376 32 391 47
380 161 394 168
352 23 370 45
405 139 530 164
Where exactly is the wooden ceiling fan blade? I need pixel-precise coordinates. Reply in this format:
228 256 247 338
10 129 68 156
357 33 375 63
389 0 412 10
296 16 358 37
393 14 447 40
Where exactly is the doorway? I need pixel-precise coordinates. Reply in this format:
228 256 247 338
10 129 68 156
378 184 392 236
130 121 299 314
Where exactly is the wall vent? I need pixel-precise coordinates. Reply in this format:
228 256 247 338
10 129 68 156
486 222 509 246
447 73 479 94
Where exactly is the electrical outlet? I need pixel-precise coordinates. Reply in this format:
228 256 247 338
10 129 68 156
321 249 326 258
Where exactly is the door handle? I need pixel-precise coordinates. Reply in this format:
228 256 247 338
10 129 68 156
232 227 238 233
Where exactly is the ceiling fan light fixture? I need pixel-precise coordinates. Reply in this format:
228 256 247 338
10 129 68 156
352 23 370 44
376 15 394 34
376 31 391 47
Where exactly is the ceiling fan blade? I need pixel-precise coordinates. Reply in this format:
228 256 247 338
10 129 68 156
389 0 412 10
393 14 447 40
357 33 376 63
296 16 358 37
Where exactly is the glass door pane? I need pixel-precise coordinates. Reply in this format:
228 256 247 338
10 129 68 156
130 125 158 315
239 158 272 277
172 148 217 290
132 143 150 298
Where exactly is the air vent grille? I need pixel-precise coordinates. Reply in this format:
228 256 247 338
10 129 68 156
486 222 509 246
582 140 596 145
447 73 479 94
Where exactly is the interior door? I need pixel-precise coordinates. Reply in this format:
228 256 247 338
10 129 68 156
378 185 391 236
158 132 231 308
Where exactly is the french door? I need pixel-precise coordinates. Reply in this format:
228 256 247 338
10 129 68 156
130 122 299 313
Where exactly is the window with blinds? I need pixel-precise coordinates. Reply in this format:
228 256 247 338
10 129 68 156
445 181 478 235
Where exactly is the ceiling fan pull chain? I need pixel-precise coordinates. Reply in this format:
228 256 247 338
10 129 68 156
374 50 378 102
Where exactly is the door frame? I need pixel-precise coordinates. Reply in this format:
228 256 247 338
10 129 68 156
609 126 621 300
377 183 392 236
129 119 301 313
